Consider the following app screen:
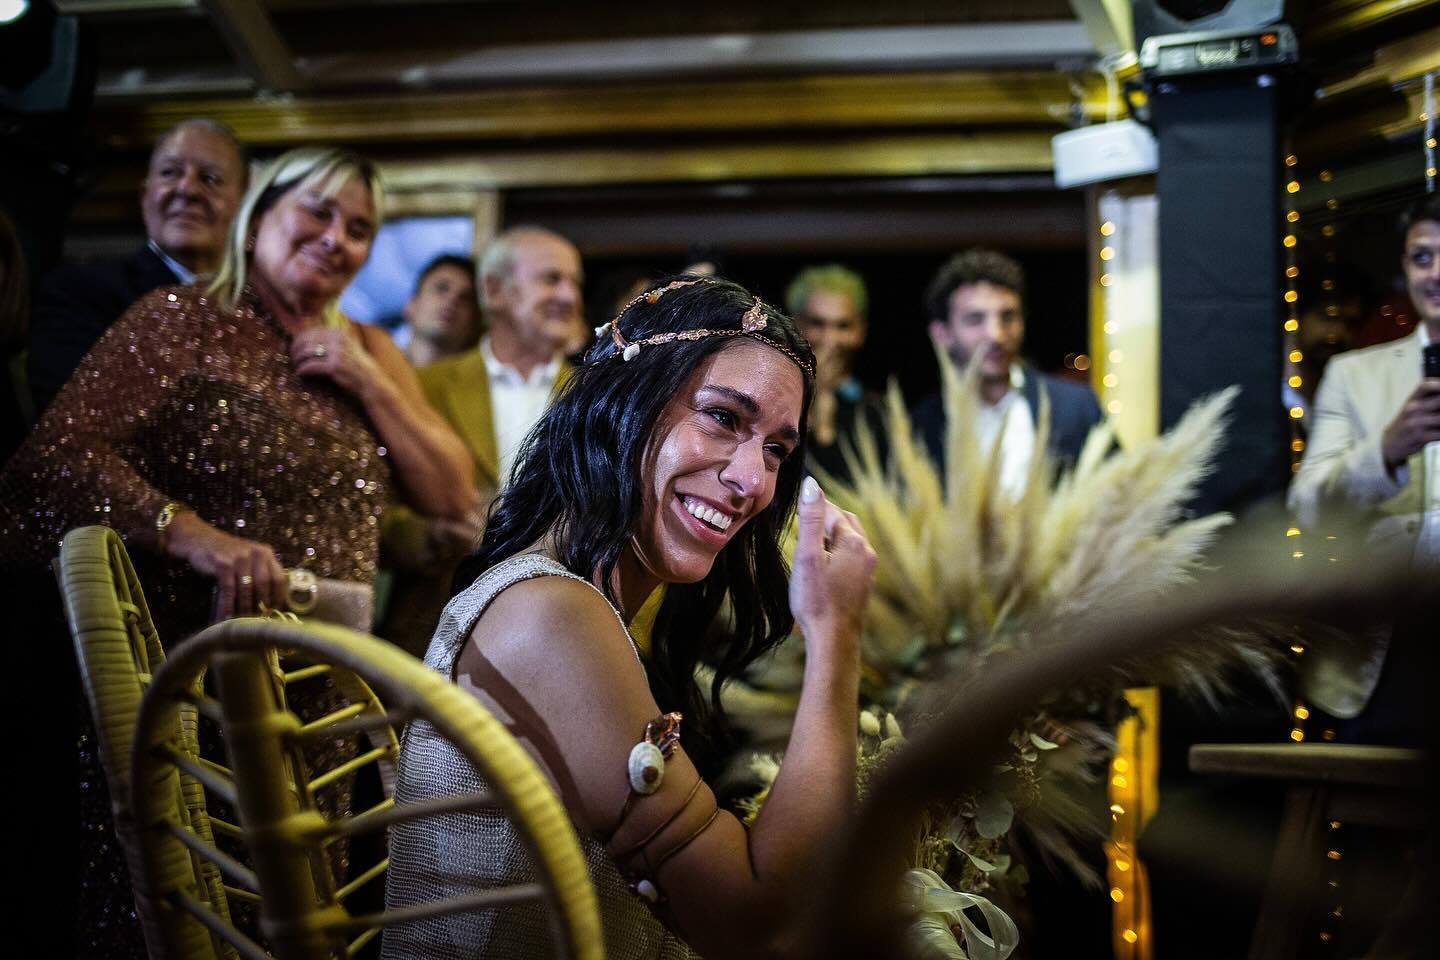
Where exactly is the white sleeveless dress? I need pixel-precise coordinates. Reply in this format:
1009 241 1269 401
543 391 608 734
383 554 695 959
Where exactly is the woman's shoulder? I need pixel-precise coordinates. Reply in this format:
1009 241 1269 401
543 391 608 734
483 563 628 640
469 558 638 670
117 282 230 329
75 283 224 361
348 316 387 349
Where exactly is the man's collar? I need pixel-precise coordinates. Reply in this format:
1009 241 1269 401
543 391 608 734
479 335 561 383
979 364 1025 410
147 240 196 285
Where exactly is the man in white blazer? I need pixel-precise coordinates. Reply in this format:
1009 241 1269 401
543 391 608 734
1288 194 1439 726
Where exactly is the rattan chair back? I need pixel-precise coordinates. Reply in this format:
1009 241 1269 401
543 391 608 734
58 525 233 960
130 616 605 960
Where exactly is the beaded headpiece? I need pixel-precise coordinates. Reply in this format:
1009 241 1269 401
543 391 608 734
593 278 815 379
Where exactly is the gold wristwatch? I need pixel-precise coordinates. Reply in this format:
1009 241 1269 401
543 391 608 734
155 501 184 548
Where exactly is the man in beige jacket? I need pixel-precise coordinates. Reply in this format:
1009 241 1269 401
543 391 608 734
1288 194 1438 730
380 226 582 654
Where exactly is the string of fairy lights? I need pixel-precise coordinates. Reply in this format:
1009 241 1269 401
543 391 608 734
1094 207 1152 959
1282 144 1351 953
1282 148 1309 745
1107 720 1144 955
1098 218 1123 419
1426 71 1436 192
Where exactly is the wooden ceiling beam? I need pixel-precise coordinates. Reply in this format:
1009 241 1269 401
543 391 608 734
361 132 1056 190
93 71 1103 150
1315 25 1440 98
72 130 1059 226
54 0 198 13
1301 0 1439 44
196 0 307 93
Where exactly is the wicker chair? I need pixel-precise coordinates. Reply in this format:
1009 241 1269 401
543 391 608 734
58 525 233 957
59 526 604 960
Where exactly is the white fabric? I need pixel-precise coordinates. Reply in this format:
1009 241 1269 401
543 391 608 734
146 240 194 284
1289 325 1437 562
1287 324 1437 716
480 336 561 486
1416 325 1439 570
975 365 1035 498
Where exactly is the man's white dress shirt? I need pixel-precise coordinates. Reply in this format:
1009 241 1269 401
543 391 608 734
480 336 560 486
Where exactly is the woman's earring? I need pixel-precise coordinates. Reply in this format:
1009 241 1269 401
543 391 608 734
245 235 256 252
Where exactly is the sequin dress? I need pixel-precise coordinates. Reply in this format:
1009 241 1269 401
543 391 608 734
0 282 393 957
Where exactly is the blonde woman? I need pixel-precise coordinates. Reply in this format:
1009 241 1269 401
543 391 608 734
3 146 473 620
0 147 473 956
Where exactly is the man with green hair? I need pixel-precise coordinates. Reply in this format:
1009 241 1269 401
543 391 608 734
785 263 884 483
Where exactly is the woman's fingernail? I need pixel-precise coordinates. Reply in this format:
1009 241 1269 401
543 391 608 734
801 476 820 503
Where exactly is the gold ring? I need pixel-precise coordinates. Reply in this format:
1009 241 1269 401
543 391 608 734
240 575 254 585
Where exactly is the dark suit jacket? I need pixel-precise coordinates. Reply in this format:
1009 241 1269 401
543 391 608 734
27 245 180 416
911 367 1103 473
807 389 889 487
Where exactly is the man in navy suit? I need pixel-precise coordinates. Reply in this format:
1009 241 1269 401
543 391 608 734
912 248 1102 490
27 118 247 415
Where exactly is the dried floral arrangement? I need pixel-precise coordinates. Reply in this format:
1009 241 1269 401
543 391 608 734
732 351 1289 960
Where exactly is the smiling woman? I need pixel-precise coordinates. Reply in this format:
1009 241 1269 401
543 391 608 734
630 339 805 588
0 147 477 954
386 276 877 959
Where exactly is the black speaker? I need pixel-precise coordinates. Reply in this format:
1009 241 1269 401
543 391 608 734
0 2 95 280
1 0 57 91
1 7 92 116
1132 0 1283 48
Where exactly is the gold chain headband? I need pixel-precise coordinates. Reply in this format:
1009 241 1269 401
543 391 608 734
593 278 815 379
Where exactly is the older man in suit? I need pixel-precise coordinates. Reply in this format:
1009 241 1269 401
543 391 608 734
1288 194 1439 734
379 226 582 652
27 118 247 415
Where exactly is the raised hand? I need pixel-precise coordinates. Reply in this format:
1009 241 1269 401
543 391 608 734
1381 379 1440 473
789 476 876 653
291 327 388 401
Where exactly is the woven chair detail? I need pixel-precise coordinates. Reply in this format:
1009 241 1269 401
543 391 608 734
132 617 605 960
59 526 602 959
58 525 234 959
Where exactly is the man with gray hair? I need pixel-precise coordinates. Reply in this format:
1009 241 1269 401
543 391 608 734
28 118 247 415
443 224 583 489
379 225 582 653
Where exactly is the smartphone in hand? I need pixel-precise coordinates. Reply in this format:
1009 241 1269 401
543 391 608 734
1425 343 1440 380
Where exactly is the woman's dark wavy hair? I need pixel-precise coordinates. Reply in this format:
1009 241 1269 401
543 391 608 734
457 275 815 772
